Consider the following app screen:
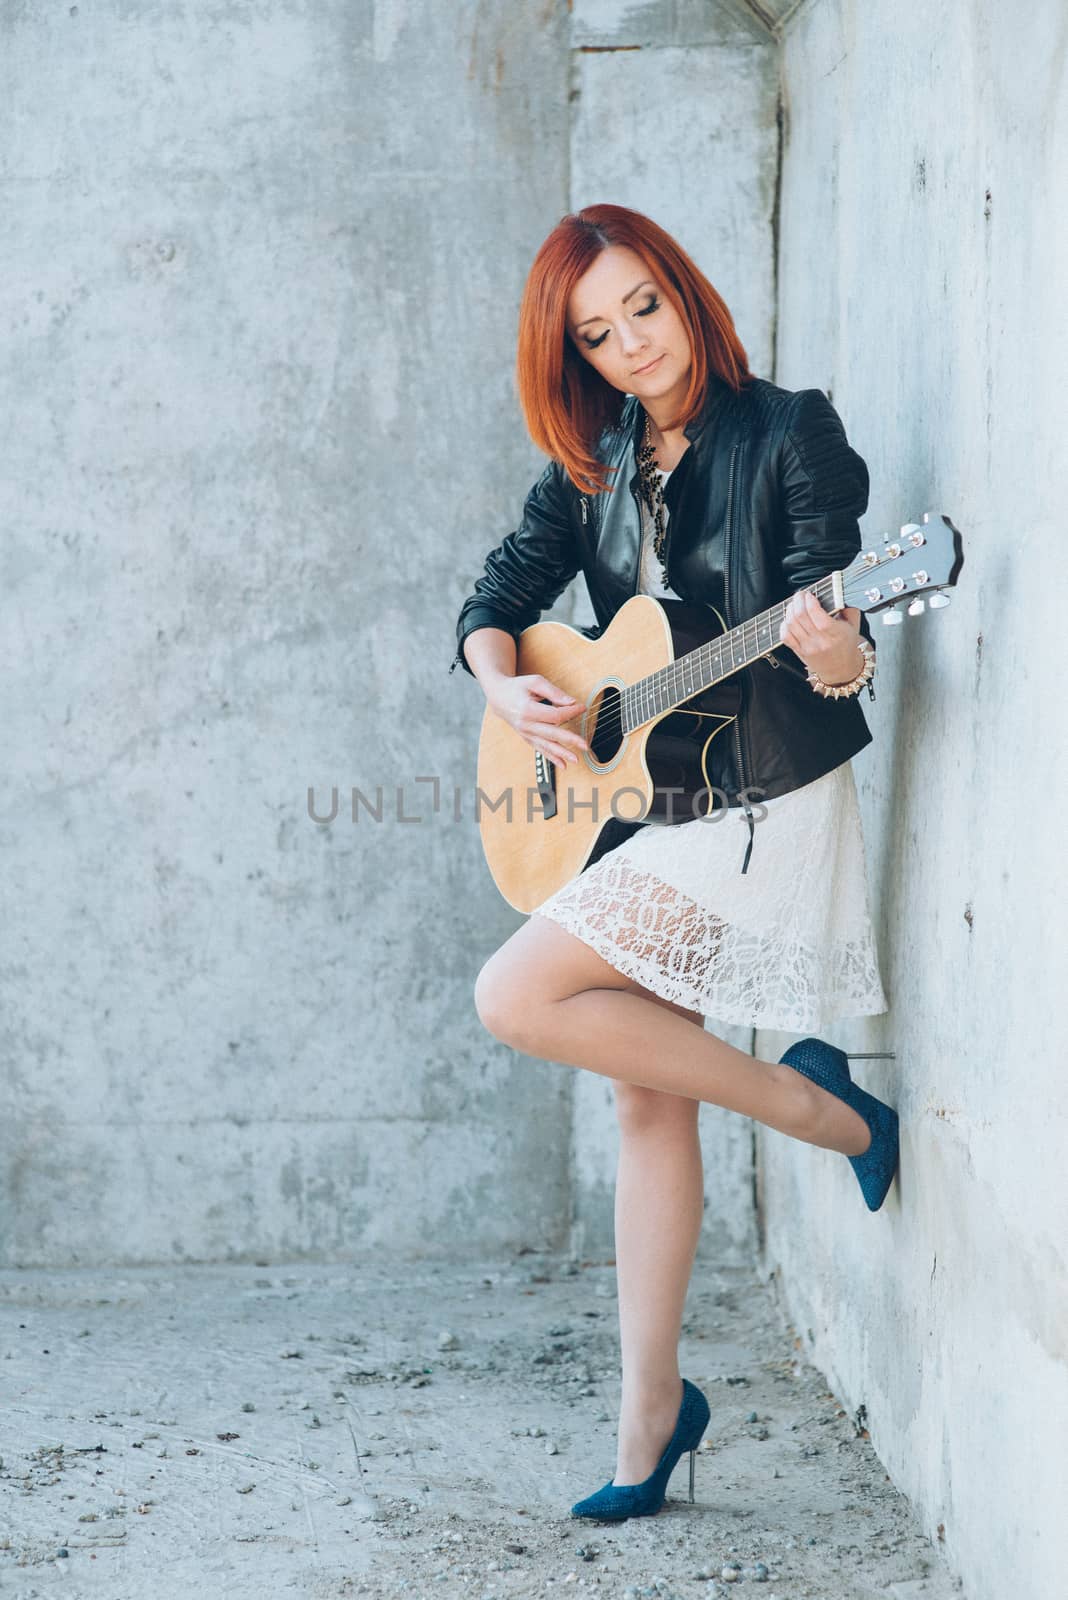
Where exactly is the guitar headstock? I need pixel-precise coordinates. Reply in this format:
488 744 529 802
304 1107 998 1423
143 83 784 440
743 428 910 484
841 510 964 625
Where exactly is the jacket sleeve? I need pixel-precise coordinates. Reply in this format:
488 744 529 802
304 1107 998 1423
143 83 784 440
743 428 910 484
775 388 876 652
450 458 582 676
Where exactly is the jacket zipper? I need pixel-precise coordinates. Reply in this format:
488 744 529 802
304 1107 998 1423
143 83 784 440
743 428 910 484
722 442 748 795
723 440 757 872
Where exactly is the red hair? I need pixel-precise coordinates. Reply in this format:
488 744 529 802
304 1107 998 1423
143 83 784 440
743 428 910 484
516 203 753 495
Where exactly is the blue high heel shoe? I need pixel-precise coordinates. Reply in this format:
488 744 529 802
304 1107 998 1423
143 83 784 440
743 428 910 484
569 1378 710 1520
778 1037 899 1212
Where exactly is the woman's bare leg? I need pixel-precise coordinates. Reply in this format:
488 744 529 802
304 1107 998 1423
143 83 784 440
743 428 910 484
474 913 870 1486
474 914 871 1154
612 1051 704 1484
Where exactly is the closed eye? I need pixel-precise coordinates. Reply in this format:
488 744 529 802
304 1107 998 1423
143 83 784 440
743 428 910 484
584 297 660 351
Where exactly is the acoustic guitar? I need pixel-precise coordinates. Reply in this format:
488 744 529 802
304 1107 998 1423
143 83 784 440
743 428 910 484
475 510 964 911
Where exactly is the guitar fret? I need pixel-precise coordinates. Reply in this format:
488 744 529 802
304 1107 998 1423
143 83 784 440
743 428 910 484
626 575 850 729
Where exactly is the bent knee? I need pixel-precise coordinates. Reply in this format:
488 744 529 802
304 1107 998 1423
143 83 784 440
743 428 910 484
613 1079 699 1136
473 958 532 1048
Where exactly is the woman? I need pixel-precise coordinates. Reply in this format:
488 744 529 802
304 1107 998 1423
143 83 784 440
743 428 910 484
450 204 898 1522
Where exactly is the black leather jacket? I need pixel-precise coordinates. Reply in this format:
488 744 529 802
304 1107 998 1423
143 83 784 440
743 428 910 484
451 374 876 866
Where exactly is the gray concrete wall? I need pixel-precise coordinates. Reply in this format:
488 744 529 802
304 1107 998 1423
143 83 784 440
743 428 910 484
0 0 777 1273
755 3 1068 1597
1 1 579 1267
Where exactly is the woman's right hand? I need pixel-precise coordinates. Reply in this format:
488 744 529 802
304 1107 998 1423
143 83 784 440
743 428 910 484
484 674 590 772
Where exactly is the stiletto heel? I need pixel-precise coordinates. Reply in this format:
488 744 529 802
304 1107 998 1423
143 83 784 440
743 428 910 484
779 1037 900 1213
569 1378 711 1521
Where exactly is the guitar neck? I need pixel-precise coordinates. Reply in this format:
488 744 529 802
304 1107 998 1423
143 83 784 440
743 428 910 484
622 571 841 732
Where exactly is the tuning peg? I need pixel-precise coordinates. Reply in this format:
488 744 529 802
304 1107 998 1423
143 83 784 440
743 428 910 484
881 606 904 625
907 597 925 616
928 590 951 608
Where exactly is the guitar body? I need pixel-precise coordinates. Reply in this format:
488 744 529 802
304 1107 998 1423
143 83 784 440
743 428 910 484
476 594 740 912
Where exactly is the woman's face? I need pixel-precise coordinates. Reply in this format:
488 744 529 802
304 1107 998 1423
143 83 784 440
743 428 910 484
565 244 693 413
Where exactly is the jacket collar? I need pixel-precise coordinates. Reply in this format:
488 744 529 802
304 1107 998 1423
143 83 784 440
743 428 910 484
684 372 737 439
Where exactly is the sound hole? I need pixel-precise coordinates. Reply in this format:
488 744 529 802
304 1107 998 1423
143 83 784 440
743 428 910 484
586 683 625 766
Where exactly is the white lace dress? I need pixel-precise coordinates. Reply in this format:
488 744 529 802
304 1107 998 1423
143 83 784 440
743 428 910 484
530 464 889 1032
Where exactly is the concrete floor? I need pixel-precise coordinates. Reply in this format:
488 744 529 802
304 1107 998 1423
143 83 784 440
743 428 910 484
0 1248 964 1600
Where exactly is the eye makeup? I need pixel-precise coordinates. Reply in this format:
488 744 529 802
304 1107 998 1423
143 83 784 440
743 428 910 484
584 296 661 351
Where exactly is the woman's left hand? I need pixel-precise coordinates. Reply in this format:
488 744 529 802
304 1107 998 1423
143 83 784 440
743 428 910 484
779 590 864 685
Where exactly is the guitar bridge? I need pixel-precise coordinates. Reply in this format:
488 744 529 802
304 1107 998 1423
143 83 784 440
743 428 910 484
533 749 558 818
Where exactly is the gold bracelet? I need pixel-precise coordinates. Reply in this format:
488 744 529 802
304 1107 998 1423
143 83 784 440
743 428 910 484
806 634 876 699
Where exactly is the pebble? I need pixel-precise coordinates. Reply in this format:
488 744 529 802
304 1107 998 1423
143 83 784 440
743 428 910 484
528 1426 546 1437
743 1562 770 1581
437 1330 459 1350
721 1563 742 1582
545 1440 559 1455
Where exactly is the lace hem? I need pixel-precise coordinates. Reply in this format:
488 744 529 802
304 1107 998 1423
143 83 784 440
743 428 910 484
531 854 888 1033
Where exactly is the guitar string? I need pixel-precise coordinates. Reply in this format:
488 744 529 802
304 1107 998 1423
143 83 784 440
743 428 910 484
545 587 829 751
542 573 847 748
537 543 936 753
540 594 818 752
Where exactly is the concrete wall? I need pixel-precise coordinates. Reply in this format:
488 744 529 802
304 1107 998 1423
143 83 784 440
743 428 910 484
755 3 1068 1597
1 1 579 1267
1 0 784 1271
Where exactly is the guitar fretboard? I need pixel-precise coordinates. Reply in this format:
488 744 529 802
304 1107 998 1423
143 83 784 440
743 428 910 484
621 572 839 732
